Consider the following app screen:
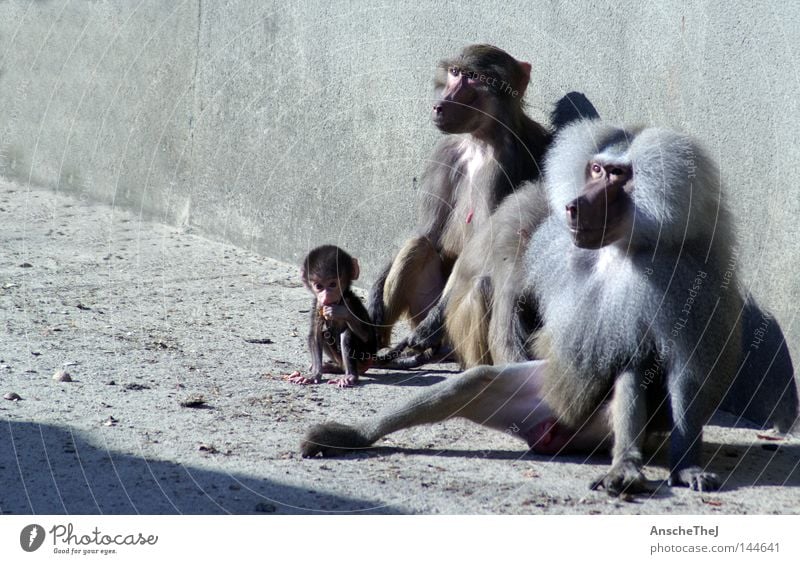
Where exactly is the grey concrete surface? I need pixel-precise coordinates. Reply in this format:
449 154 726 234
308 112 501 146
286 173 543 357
1 1 799 513
2 181 800 514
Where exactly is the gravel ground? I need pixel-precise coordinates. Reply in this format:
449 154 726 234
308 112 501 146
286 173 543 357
1 180 799 515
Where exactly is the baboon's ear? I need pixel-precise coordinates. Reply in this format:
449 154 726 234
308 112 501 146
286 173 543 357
351 258 361 281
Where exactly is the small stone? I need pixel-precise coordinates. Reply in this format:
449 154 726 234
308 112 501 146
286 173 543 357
179 394 207 408
3 392 21 401
53 370 73 382
102 415 119 427
243 337 274 345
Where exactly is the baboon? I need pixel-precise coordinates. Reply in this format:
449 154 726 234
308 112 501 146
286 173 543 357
303 120 746 495
368 44 551 350
528 121 742 493
399 182 549 366
391 92 601 368
287 245 377 388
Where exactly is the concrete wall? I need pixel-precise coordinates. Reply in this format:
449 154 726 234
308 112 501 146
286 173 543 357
2 0 799 361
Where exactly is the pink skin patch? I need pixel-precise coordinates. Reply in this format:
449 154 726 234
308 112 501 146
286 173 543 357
522 418 575 455
466 209 474 224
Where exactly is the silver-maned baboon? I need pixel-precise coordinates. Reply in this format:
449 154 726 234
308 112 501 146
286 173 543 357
527 120 742 493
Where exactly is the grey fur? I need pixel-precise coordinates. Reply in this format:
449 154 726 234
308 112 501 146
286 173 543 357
528 119 742 493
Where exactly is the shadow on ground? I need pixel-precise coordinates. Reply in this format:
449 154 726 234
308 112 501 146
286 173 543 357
328 438 800 492
0 420 400 515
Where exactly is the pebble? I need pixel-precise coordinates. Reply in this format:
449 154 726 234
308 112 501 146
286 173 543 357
102 415 119 427
53 370 73 382
179 394 207 408
3 392 21 401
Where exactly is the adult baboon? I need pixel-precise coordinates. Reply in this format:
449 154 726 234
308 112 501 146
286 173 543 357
369 45 550 350
391 92 601 368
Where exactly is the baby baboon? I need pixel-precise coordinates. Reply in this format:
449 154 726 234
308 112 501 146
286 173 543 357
287 245 377 388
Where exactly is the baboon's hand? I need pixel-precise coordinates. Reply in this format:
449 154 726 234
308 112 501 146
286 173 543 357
375 340 408 363
327 375 358 388
590 460 652 497
285 371 322 385
321 304 348 321
668 467 721 492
